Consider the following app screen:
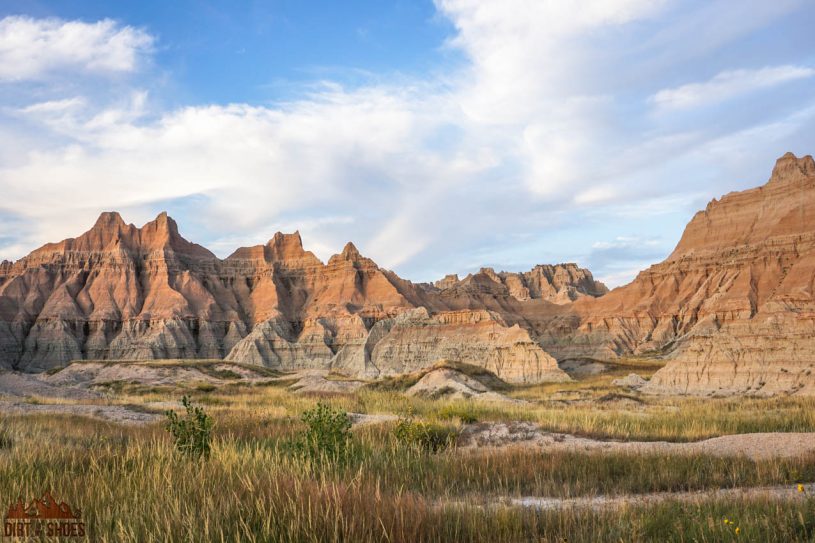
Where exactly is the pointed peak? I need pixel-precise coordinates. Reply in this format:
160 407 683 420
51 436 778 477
227 230 319 265
92 211 126 229
154 210 175 227
341 242 361 259
770 152 815 184
327 241 369 266
142 211 180 236
434 274 460 290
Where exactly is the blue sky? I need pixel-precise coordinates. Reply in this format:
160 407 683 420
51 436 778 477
1 0 814 286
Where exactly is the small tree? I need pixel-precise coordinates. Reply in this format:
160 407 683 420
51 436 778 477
298 402 352 461
165 395 214 460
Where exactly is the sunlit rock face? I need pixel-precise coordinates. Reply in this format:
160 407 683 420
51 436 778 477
6 153 811 394
534 152 815 395
0 210 591 383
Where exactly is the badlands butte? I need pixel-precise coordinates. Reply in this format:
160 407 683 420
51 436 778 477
1 152 814 396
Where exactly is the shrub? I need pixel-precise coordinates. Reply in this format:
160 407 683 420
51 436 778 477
436 404 479 424
164 395 214 460
296 402 352 461
393 415 457 453
195 383 217 393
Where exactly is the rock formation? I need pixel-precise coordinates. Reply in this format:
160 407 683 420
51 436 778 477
538 152 815 395
330 308 569 384
3 152 813 394
0 212 580 382
429 264 607 304
406 365 515 402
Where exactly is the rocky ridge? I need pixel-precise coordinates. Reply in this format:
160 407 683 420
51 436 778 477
430 264 608 304
537 152 815 395
2 152 814 394
0 212 593 383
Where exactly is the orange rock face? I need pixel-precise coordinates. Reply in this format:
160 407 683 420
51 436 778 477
3 152 810 394
535 152 815 395
0 211 591 382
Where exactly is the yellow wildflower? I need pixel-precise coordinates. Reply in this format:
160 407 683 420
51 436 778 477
798 484 805 493
735 527 741 535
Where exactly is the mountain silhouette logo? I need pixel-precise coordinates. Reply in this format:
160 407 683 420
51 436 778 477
4 491 85 538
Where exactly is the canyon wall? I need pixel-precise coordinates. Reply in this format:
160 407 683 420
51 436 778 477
2 152 813 394
535 152 815 395
0 212 592 382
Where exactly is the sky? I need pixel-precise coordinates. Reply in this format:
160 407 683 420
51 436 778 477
1 1 814 287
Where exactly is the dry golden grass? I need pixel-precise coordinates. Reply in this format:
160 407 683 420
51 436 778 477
1 409 814 542
3 360 815 541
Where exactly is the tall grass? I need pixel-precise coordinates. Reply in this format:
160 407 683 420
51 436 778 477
190 386 815 441
1 413 813 542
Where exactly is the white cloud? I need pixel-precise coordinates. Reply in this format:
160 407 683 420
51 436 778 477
592 237 660 250
651 65 815 111
575 186 618 205
0 16 153 81
1 2 814 284
19 97 87 114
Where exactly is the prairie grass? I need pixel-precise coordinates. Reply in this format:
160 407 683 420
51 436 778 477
4 361 815 541
20 370 815 441
0 413 813 542
165 384 815 442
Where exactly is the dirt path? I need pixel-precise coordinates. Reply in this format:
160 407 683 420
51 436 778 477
0 371 103 400
459 422 815 460
0 401 162 425
497 482 815 511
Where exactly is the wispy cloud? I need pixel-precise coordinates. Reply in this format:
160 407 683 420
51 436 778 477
651 65 815 111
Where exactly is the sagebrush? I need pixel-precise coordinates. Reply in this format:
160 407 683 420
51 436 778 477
164 395 214 459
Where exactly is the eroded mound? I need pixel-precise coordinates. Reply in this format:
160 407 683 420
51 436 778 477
45 360 280 389
399 360 518 402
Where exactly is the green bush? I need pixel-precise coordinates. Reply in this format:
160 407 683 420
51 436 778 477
164 395 214 460
296 402 352 461
436 404 478 424
393 415 457 453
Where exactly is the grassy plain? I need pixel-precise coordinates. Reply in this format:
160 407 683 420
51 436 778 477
1 361 814 542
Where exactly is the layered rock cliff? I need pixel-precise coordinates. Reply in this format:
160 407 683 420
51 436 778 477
537 152 815 395
0 212 586 382
4 152 811 394
430 264 608 304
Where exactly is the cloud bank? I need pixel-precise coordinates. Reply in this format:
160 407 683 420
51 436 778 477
1 1 814 287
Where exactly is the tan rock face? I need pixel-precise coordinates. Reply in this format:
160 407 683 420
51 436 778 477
0 211 576 382
331 308 568 384
430 264 607 304
6 153 808 393
537 152 815 395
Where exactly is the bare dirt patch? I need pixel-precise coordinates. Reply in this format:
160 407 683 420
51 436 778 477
458 421 815 460
288 371 367 394
446 483 815 512
0 401 161 425
0 371 103 400
406 367 519 402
